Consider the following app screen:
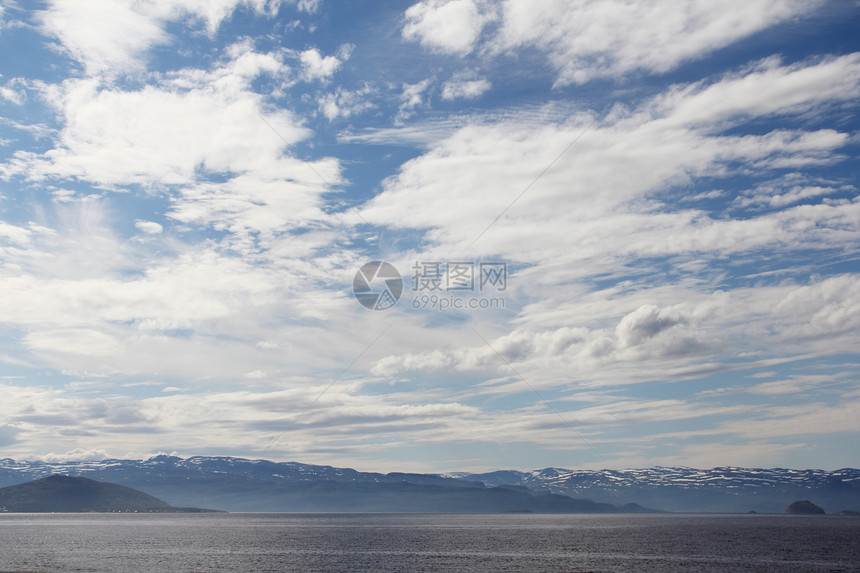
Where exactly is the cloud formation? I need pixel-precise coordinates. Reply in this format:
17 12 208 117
402 0 493 55
0 1 857 473
38 0 284 76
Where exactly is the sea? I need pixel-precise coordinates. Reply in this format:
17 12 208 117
0 513 858 572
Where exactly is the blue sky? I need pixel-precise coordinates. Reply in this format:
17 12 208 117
0 0 859 472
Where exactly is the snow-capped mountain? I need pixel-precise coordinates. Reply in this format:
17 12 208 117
0 455 368 485
0 455 597 513
468 465 860 490
1 456 857 513
0 455 482 491
464 466 860 513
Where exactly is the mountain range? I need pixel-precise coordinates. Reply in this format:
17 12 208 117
460 466 860 513
1 456 857 513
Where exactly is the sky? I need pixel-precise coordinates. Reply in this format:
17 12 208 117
0 0 858 473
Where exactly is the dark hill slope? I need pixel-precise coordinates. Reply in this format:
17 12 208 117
0 475 213 513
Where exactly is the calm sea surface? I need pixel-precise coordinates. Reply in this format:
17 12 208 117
0 513 858 572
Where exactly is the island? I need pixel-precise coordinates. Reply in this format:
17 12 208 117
785 500 826 515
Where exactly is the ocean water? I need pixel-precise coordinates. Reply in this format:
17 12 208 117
0 513 858 572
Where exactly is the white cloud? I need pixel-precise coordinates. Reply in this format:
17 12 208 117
0 77 27 104
167 172 334 244
38 0 285 76
441 70 490 100
0 220 33 245
371 274 860 393
494 0 821 85
295 0 320 12
300 45 352 81
337 117 466 146
397 78 433 121
0 247 282 332
0 379 487 465
0 423 20 447
12 47 303 186
718 400 860 439
746 374 840 395
361 54 860 264
317 84 375 121
400 0 820 85
134 220 163 235
26 328 124 357
0 116 54 142
39 448 113 462
402 0 494 55
0 187 382 385
774 274 860 341
733 174 850 210
38 0 168 76
3 43 345 251
615 304 685 348
638 441 809 470
652 54 860 129
159 0 284 34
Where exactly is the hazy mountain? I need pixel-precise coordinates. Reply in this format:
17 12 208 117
1 456 857 513
462 466 860 513
0 475 216 513
0 456 641 513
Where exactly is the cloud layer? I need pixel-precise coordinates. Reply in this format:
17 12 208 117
0 0 857 472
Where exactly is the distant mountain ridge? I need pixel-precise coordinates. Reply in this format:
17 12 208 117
0 456 648 513
461 466 860 513
1 456 857 513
